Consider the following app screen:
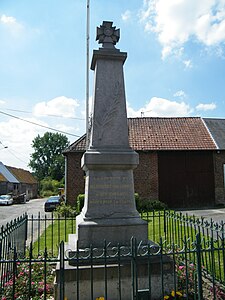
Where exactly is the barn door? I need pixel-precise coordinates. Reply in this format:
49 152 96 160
158 151 215 208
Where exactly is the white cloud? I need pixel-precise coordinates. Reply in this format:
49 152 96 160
196 102 216 111
0 15 16 24
0 95 85 170
0 117 46 169
55 123 76 134
0 14 24 38
140 0 225 58
127 97 192 117
33 96 79 118
122 10 132 22
0 14 40 49
173 90 187 99
0 118 45 144
183 59 193 68
161 46 173 60
0 112 83 169
126 105 141 118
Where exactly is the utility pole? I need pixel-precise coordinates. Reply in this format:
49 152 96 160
86 0 90 149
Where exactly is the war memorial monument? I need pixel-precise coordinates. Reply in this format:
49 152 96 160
56 21 173 300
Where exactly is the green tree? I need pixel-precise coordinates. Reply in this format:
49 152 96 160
29 132 70 181
40 177 64 197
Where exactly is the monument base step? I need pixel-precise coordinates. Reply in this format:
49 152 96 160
66 234 160 266
75 213 149 248
54 240 174 300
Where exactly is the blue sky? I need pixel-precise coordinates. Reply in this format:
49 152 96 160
0 0 225 170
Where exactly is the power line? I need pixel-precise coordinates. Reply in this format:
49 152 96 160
0 140 28 164
0 141 8 149
4 108 85 120
0 110 81 138
6 148 28 165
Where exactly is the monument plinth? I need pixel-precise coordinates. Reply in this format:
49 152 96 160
75 21 148 248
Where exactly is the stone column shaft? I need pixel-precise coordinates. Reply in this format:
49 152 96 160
75 22 148 248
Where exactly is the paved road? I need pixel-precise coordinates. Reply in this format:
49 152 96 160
179 208 225 224
0 197 47 227
2 200 225 227
2 199 225 235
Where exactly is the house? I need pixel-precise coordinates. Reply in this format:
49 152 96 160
0 162 38 199
63 117 225 208
0 162 20 196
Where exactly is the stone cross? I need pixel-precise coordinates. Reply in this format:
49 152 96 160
96 21 120 49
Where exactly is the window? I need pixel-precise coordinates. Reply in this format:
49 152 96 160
13 183 18 191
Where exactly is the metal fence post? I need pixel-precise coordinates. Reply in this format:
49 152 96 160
90 243 93 300
159 237 165 299
131 237 137 300
44 247 48 300
118 243 122 300
104 240 108 300
29 242 33 299
12 247 17 299
24 213 28 254
59 241 65 300
195 233 203 300
163 209 167 239
76 239 80 300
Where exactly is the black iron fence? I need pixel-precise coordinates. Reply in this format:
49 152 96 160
1 211 225 299
27 212 76 256
0 214 27 259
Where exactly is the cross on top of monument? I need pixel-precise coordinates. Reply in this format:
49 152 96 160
96 21 120 49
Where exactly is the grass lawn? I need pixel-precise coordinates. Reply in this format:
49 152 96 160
30 211 225 283
31 217 76 257
32 212 166 256
31 211 207 254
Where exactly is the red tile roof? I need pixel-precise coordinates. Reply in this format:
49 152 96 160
129 117 216 150
7 166 38 184
65 117 217 152
64 134 86 152
0 173 7 182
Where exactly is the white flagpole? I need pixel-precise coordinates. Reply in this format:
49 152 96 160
86 0 90 149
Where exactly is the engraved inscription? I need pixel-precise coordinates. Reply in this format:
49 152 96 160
90 176 131 205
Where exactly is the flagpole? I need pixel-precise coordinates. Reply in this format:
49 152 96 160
86 0 90 149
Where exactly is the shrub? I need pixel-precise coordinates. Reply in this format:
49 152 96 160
144 199 168 211
135 194 167 212
54 202 76 217
75 193 167 213
41 190 55 197
76 194 85 213
135 193 142 211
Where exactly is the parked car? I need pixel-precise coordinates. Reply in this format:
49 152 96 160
13 193 27 204
44 195 61 212
0 194 13 205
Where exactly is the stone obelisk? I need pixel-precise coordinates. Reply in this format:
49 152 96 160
75 21 148 248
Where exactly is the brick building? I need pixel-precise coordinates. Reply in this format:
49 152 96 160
64 117 225 208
